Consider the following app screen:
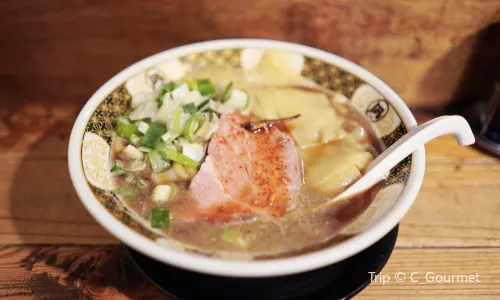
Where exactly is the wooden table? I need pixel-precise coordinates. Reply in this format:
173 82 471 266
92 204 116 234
2 0 500 298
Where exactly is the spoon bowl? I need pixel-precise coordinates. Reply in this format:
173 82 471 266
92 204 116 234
329 115 475 204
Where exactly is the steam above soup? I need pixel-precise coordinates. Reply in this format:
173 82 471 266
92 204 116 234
110 67 382 258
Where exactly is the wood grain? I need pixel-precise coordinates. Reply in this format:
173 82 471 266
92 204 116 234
0 0 499 111
0 246 166 299
358 248 500 299
0 246 498 299
0 133 117 244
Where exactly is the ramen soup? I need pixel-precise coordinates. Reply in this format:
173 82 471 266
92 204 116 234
110 67 384 258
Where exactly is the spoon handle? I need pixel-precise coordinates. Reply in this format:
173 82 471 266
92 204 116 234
333 115 475 201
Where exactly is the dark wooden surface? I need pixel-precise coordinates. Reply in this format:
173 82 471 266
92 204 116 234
1 0 500 299
1 0 500 113
1 245 499 299
0 245 167 299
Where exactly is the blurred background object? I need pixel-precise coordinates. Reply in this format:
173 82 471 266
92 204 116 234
445 20 500 155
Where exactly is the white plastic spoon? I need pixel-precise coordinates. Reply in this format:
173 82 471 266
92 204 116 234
329 115 475 203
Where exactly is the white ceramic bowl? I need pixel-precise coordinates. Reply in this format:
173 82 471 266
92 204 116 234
68 39 425 277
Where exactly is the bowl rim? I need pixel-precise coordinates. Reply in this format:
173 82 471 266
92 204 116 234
68 38 425 277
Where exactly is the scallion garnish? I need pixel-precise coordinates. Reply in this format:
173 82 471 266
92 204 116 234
196 99 210 111
164 81 178 92
155 88 168 107
150 207 170 229
183 103 196 114
110 162 123 173
157 145 200 168
203 108 221 120
156 82 178 106
148 150 171 173
220 81 233 103
183 113 205 142
115 185 137 202
198 82 215 96
138 179 149 189
182 76 198 90
242 90 250 112
161 131 179 143
172 107 184 134
116 116 139 139
140 122 166 149
196 78 211 85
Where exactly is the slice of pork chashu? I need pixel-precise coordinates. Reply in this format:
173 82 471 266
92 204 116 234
189 113 301 222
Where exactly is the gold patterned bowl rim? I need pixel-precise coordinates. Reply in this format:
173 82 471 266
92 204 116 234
68 39 426 277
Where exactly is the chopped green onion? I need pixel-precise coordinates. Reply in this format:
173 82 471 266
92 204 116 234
198 82 215 96
220 81 233 103
183 113 205 142
157 145 200 168
202 108 221 120
221 228 250 248
243 91 250 112
129 134 141 146
156 82 178 107
183 103 196 114
150 207 170 229
138 179 149 189
110 162 122 172
138 146 151 152
196 78 211 85
182 76 198 90
172 107 184 134
148 150 172 173
164 81 178 92
116 116 139 139
155 89 168 107
161 131 180 143
140 122 166 149
195 120 218 141
115 184 137 202
196 99 210 111
182 78 213 95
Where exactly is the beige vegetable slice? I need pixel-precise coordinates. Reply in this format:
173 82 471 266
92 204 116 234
302 136 374 195
314 164 362 195
251 88 344 148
